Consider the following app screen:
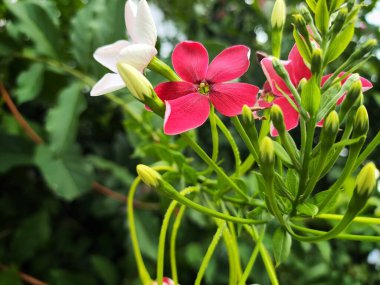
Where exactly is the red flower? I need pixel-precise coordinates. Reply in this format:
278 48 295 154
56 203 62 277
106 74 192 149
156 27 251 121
260 44 372 136
155 41 259 135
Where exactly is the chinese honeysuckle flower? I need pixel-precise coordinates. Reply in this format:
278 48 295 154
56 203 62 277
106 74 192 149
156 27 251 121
260 44 372 136
91 0 157 96
155 41 259 135
151 277 176 285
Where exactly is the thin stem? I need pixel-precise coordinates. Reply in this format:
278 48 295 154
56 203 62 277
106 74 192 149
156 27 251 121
308 214 380 225
209 105 219 162
354 131 380 170
194 222 226 285
170 205 186 285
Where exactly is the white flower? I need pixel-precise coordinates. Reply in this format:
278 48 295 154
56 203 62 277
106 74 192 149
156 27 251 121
91 0 157 96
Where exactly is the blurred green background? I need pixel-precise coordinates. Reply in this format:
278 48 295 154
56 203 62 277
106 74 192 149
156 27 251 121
1 0 380 284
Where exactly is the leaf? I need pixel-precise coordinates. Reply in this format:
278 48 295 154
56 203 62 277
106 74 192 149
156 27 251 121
306 0 317 12
34 144 94 200
273 140 293 167
293 26 312 64
272 227 292 267
0 131 34 173
325 22 355 64
311 189 340 213
90 255 118 285
301 77 321 117
297 202 319 217
286 169 299 197
14 63 44 104
274 173 294 201
315 0 329 35
10 211 51 262
5 0 60 57
46 83 86 155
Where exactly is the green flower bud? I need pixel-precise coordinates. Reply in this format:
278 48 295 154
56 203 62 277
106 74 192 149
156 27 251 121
271 0 286 30
351 39 377 61
352 105 369 138
271 104 286 135
320 111 339 151
292 14 310 40
331 8 347 34
311 48 323 75
299 4 313 24
242 105 254 125
355 162 377 197
260 136 275 165
272 58 289 79
339 80 362 122
136 164 162 188
117 63 154 101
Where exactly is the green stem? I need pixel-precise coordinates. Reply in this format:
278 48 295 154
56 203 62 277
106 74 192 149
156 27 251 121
215 116 241 175
309 214 380 225
170 205 186 285
209 106 219 162
240 155 256 176
194 222 226 285
148 56 181 82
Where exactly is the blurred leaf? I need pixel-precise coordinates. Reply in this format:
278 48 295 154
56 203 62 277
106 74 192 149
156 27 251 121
0 267 22 285
0 131 34 173
14 63 44 104
10 211 51 262
297 202 319 217
311 189 340 213
46 83 86 155
34 144 94 200
293 27 312 64
5 0 60 57
325 22 355 64
132 211 159 260
286 169 299 197
272 227 292 267
90 255 118 285
315 0 329 35
273 140 293 167
306 0 317 12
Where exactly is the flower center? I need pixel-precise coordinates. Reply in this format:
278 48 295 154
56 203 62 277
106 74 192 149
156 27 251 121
198 82 210 95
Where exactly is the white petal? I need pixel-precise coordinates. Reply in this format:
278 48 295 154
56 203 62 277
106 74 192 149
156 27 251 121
125 0 137 40
90 73 125 96
133 0 157 45
119 43 157 71
93 40 130 73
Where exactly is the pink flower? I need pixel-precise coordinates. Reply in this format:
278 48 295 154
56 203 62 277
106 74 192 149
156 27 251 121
260 44 372 136
152 277 176 285
155 41 259 135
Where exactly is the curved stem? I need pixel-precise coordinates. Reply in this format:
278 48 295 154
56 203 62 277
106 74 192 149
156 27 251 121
170 206 186 285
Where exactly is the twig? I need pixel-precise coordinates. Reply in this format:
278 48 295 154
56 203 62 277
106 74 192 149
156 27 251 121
92 182 160 210
0 82 44 144
0 264 48 285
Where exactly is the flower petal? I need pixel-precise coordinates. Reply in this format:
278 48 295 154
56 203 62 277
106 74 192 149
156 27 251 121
210 83 259 116
155 81 196 101
125 0 137 40
261 57 292 97
287 44 312 84
270 97 300 136
91 73 125 96
206 45 251 83
119 43 157 72
130 0 157 46
93 40 130 73
172 41 209 83
164 93 210 135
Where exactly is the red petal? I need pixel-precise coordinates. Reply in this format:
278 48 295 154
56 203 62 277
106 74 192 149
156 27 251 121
155 81 196 101
172 41 209 83
210 83 259 116
206 45 251 83
164 93 210 135
270 97 300 136
287 44 312 84
261 57 292 96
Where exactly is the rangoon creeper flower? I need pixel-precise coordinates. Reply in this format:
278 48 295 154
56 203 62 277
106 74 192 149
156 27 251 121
91 0 157 96
152 277 176 285
155 41 259 135
260 44 372 136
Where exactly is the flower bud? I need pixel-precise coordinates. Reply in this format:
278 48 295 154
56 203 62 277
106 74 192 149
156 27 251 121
311 48 323 75
272 58 289 79
355 162 377 198
271 104 286 135
351 39 377 61
339 80 362 122
331 8 347 34
117 62 154 101
242 105 254 125
352 105 369 138
299 4 313 24
292 14 310 41
136 164 162 188
320 111 339 151
260 136 275 165
271 0 286 30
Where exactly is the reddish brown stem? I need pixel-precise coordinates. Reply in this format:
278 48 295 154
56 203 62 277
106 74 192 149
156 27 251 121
0 82 44 144
0 264 48 285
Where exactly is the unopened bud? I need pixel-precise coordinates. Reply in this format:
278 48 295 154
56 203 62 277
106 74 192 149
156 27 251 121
293 14 309 40
242 105 254 125
271 104 286 135
272 58 289 79
331 8 347 34
351 39 377 61
271 0 286 30
353 105 369 137
117 63 153 101
320 111 339 150
136 164 162 188
339 80 362 122
311 48 323 75
355 162 377 197
260 136 275 165
299 4 313 24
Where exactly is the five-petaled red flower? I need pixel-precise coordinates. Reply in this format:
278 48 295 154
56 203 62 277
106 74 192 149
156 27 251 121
155 41 259 135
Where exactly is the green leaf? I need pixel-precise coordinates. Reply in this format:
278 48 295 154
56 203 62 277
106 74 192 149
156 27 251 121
10 211 51 262
315 0 329 35
329 0 345 12
5 0 60 57
311 189 340 213
46 83 86 156
273 140 293 167
297 202 319 217
286 169 299 197
274 173 295 201
14 63 44 104
34 144 94 200
293 26 312 64
325 22 355 64
0 131 34 173
301 77 321 117
306 0 317 12
90 255 118 285
272 227 292 267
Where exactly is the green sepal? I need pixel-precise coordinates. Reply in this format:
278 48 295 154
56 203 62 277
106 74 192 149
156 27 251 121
272 227 292 267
